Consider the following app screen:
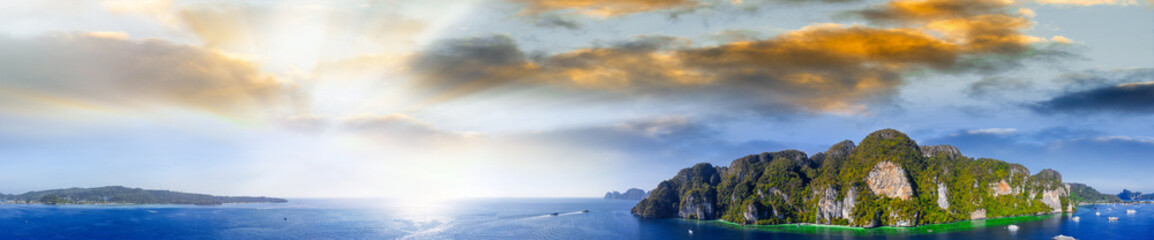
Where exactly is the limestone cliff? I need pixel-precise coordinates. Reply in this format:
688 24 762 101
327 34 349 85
631 129 1073 227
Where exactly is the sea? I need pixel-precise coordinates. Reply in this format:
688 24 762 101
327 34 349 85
0 199 1150 239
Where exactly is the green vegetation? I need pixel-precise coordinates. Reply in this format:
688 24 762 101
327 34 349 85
703 213 1061 236
1 186 287 205
1067 183 1121 203
633 129 1073 228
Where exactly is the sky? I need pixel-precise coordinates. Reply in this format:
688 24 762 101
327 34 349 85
0 0 1151 199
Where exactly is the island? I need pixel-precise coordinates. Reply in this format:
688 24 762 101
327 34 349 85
1068 183 1121 203
0 186 287 205
632 129 1077 227
604 188 648 200
1117 189 1154 201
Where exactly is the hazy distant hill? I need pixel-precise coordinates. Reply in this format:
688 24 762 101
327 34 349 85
1067 183 1121 203
1117 189 1154 201
604 188 648 200
1 186 287 205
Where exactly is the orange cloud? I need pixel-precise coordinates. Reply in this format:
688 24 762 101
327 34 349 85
511 0 700 17
0 33 295 117
854 0 1014 23
1033 0 1139 5
410 0 1066 114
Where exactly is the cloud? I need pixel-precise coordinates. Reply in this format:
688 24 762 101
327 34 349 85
966 128 1018 135
851 0 1041 54
510 0 701 17
533 14 584 30
966 76 1033 98
1033 81 1154 114
1052 68 1154 90
1033 0 1140 6
406 0 1076 115
340 114 470 142
409 20 1062 115
1030 68 1154 114
0 33 294 117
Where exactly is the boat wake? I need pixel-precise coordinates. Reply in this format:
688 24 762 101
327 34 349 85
497 210 589 220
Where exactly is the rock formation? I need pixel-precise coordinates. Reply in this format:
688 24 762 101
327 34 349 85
632 129 1072 227
865 161 913 200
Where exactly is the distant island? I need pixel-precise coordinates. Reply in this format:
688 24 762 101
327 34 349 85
1068 183 1121 203
604 188 648 200
1117 189 1154 201
632 129 1078 228
0 186 287 205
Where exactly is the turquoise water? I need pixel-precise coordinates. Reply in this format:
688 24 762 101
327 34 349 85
0 199 1149 239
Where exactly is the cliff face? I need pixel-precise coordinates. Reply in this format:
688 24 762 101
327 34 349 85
632 129 1072 227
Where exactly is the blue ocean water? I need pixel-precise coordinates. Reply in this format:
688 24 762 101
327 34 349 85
0 199 1150 239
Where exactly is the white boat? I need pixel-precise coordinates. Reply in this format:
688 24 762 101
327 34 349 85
1108 217 1119 222
1095 212 1100 216
1072 216 1080 222
1053 235 1077 240
1126 209 1137 214
688 230 693 235
1007 225 1019 231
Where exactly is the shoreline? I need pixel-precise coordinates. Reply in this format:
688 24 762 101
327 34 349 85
1 201 287 206
671 212 1067 235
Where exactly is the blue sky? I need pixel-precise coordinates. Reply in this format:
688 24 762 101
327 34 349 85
0 0 1151 199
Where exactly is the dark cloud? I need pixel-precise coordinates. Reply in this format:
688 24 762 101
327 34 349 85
407 35 538 103
1031 68 1154 114
1033 82 1154 114
411 0 1076 115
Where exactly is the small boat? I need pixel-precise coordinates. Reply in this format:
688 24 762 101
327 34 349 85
1108 217 1119 222
1007 225 1019 231
1052 235 1077 240
550 212 559 216
1072 216 1080 222
1095 212 1101 216
581 209 589 213
1126 209 1137 214
688 229 693 235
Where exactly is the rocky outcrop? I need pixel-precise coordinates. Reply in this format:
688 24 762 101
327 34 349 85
991 180 1015 196
866 161 914 200
891 211 917 227
679 190 718 219
604 188 648 200
1041 188 1067 213
970 209 987 220
815 187 843 224
843 187 858 223
920 145 962 159
936 182 949 210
